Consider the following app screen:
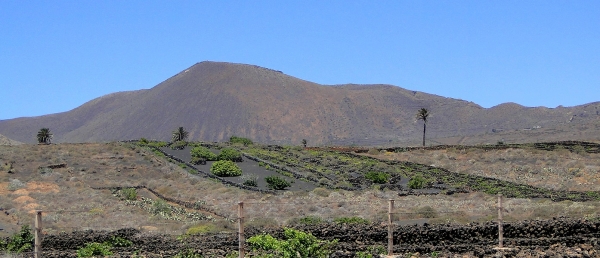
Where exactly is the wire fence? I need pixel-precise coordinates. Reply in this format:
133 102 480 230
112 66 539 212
3 193 600 257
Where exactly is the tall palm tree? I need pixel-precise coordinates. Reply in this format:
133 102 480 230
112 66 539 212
37 128 52 144
172 127 189 142
416 108 429 146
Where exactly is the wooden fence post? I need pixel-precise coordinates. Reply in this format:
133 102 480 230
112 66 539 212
238 202 244 258
497 193 503 248
34 210 42 258
388 199 394 256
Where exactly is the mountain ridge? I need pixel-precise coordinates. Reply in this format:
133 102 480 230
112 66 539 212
1 61 599 145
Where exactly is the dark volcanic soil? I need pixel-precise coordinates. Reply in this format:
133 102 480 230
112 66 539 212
160 146 318 191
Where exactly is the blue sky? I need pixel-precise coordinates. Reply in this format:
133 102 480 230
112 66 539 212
1 1 599 120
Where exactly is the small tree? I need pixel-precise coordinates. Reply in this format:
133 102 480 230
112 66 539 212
37 128 52 144
172 127 189 142
416 108 429 146
301 139 307 147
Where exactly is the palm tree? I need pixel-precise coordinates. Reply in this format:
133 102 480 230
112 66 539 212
37 128 52 144
416 108 429 146
172 127 189 142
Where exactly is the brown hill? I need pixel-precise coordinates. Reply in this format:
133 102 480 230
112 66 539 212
0 61 599 145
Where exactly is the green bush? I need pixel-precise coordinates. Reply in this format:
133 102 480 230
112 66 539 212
333 217 369 224
152 199 172 216
218 148 243 162
170 140 187 150
191 146 218 161
247 228 337 258
190 156 207 165
265 176 291 190
77 242 113 257
2 225 33 253
186 224 215 235
138 138 149 145
120 188 137 201
364 171 390 184
241 173 258 187
408 174 427 189
107 236 132 247
230 135 253 146
211 160 242 177
297 216 324 225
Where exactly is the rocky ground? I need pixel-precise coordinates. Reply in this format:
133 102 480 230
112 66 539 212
11 217 598 257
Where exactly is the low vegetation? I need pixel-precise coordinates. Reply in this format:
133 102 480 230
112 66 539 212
76 236 132 257
229 135 253 146
247 228 337 258
265 175 291 190
0 225 33 254
2 140 600 256
210 160 242 177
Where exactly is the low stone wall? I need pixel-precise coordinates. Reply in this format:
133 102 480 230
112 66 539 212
32 217 600 257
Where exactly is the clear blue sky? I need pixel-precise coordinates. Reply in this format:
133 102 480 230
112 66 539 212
1 1 599 120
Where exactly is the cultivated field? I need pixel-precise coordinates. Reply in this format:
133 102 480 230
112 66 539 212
2 141 600 257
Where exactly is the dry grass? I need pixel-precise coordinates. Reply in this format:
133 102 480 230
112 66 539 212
2 143 600 238
374 147 600 191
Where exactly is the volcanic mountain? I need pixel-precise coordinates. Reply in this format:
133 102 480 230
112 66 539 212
1 61 599 146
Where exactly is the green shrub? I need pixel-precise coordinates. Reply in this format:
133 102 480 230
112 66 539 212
247 228 337 258
77 242 113 257
107 236 132 247
229 135 253 146
218 148 243 162
333 217 369 224
152 199 172 216
298 216 324 225
265 176 291 190
2 225 33 253
170 140 187 150
186 224 215 235
138 138 149 145
241 173 258 187
408 174 427 189
211 160 242 177
120 188 137 201
191 146 218 161
364 171 390 184
190 156 206 165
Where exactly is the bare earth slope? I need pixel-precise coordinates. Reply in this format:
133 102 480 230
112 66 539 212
0 133 22 145
0 61 599 145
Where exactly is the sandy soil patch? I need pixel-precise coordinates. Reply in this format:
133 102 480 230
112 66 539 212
23 203 41 213
0 182 9 195
12 188 30 195
26 181 60 193
141 226 159 231
13 195 35 204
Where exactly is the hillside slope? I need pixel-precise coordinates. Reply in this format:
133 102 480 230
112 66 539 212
0 61 599 145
